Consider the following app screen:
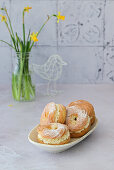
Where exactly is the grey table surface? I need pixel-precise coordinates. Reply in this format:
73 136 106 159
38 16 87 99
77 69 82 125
0 84 114 170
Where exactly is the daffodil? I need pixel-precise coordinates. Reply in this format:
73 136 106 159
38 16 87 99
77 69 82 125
30 32 38 42
24 6 32 13
0 14 7 22
57 12 65 23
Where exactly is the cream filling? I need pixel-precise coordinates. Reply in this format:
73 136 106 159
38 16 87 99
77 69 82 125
38 131 70 144
54 104 60 122
70 116 90 134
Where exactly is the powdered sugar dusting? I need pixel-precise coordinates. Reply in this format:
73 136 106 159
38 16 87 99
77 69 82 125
74 101 83 104
43 123 67 138
66 106 89 130
67 106 87 117
48 102 56 116
77 109 88 124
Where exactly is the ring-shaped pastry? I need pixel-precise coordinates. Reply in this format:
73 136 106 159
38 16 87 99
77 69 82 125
40 102 66 125
66 106 91 138
37 123 70 145
68 100 95 125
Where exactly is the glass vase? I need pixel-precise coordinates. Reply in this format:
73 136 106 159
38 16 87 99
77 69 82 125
12 52 35 101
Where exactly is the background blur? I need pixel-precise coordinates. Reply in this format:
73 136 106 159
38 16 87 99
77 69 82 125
0 0 114 85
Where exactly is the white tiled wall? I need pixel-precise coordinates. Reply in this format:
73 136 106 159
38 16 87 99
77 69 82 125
0 0 114 85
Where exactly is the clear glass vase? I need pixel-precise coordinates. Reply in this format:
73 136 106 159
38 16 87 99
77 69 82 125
12 52 35 101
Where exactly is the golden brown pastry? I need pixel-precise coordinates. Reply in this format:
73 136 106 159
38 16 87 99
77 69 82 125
68 100 95 125
40 102 66 125
66 106 91 138
37 123 70 145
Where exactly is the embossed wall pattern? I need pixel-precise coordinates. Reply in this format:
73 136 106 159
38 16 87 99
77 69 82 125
0 0 114 84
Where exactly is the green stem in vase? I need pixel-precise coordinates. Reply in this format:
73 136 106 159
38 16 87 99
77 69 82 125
12 52 35 101
17 53 25 100
12 74 18 100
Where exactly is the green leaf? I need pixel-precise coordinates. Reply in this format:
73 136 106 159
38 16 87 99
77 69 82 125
26 40 31 52
27 29 31 42
16 34 23 52
15 32 19 51
0 40 15 49
11 35 17 51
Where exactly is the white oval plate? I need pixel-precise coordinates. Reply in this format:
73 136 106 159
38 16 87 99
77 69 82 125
28 118 98 153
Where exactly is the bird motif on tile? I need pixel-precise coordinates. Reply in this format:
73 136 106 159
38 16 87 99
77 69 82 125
31 54 67 95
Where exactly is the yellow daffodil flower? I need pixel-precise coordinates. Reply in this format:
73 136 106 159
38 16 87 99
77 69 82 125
57 12 65 23
30 32 38 42
0 14 7 22
24 6 32 13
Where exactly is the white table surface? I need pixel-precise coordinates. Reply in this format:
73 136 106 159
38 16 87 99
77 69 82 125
0 84 114 170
